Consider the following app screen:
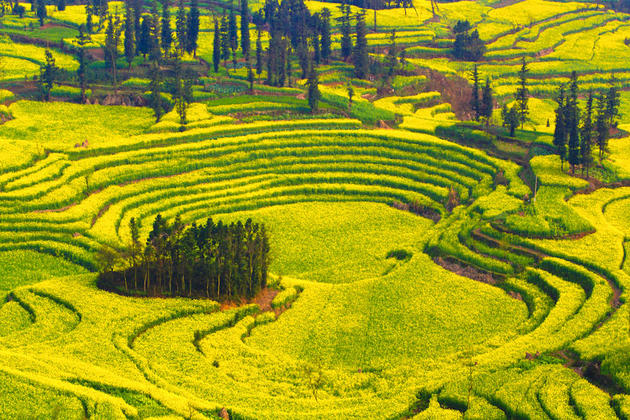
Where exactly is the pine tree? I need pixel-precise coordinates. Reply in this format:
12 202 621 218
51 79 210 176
306 64 320 113
386 29 397 80
605 82 620 128
265 46 272 84
278 36 286 86
138 16 151 58
129 217 141 289
501 104 509 129
105 13 122 93
131 0 142 43
86 6 93 33
320 8 331 63
501 104 518 137
567 71 580 173
77 25 89 103
595 93 609 162
347 82 354 111
581 91 594 177
255 27 262 78
296 38 308 79
186 0 199 56
339 3 352 61
213 18 221 72
105 13 114 68
221 14 230 67
240 0 250 58
313 31 321 65
248 63 254 92
175 0 187 52
124 2 136 69
36 0 47 26
161 0 172 56
148 60 163 122
515 56 529 129
471 64 480 121
228 2 238 54
568 111 581 173
39 49 56 101
286 45 292 87
480 76 493 127
149 0 161 61
173 54 188 125
553 85 567 170
353 10 368 79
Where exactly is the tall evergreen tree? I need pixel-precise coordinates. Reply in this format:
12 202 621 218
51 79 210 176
175 0 187 52
339 3 352 60
255 26 262 78
39 49 56 101
148 60 163 122
353 10 368 79
213 18 221 72
471 64 480 121
124 1 136 69
138 16 151 58
516 56 529 129
248 63 254 92
240 0 250 58
567 71 580 173
186 0 199 56
306 64 320 113
605 82 620 128
228 2 238 54
385 29 397 80
312 30 320 65
221 14 230 67
506 106 519 137
347 82 354 111
296 38 308 79
148 2 162 61
265 46 272 84
131 0 143 44
129 217 141 289
581 91 594 177
105 13 122 93
320 8 331 63
86 6 94 33
36 0 47 26
77 25 89 103
286 45 292 87
480 76 493 126
172 54 190 126
553 85 567 170
161 0 172 56
595 93 609 162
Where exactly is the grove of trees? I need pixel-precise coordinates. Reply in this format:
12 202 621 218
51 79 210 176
553 72 620 175
98 215 271 300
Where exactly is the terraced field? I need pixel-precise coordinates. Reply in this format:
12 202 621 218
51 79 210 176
0 95 626 419
2 0 630 417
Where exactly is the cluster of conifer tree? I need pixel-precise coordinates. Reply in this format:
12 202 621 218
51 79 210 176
469 58 621 177
553 72 620 175
452 20 485 61
104 0 202 64
469 64 494 126
98 215 270 300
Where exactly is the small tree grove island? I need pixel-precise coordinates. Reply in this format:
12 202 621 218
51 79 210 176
98 215 270 300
